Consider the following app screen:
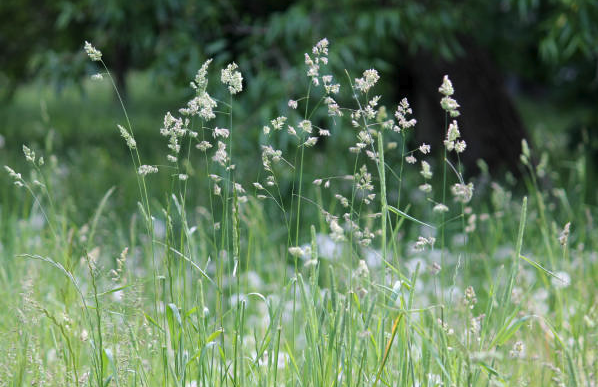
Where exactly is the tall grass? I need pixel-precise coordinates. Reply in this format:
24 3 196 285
1 38 596 387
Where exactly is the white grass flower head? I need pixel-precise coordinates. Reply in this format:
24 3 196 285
138 165 158 176
464 285 477 308
413 236 435 251
212 141 228 166
288 246 305 258
91 73 103 80
419 183 432 193
394 98 417 131
221 62 243 94
420 161 433 179
23 145 35 163
355 69 380 93
419 143 431 154
271 116 287 131
312 38 329 57
84 41 102 61
406 155 417 164
325 97 342 117
451 182 474 204
4 165 22 181
288 99 298 109
558 222 571 247
329 218 345 242
454 140 467 153
213 127 230 139
433 203 449 213
196 141 212 151
178 174 188 181
356 260 370 278
438 75 454 96
191 59 212 92
509 341 525 359
117 124 136 149
304 137 318 147
298 120 313 134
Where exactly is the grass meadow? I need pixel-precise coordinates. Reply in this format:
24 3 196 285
1 39 596 387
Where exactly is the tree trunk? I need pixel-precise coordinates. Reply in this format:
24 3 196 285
395 40 527 177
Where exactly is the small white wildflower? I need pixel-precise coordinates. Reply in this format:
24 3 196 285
287 125 297 136
318 128 330 136
138 165 158 176
419 143 431 154
313 179 323 186
84 41 102 61
213 184 221 196
117 124 136 149
288 100 298 109
221 62 243 94
263 125 270 135
406 155 417 164
196 141 212 151
178 174 188 181
91 73 103 80
420 161 433 179
167 155 177 163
